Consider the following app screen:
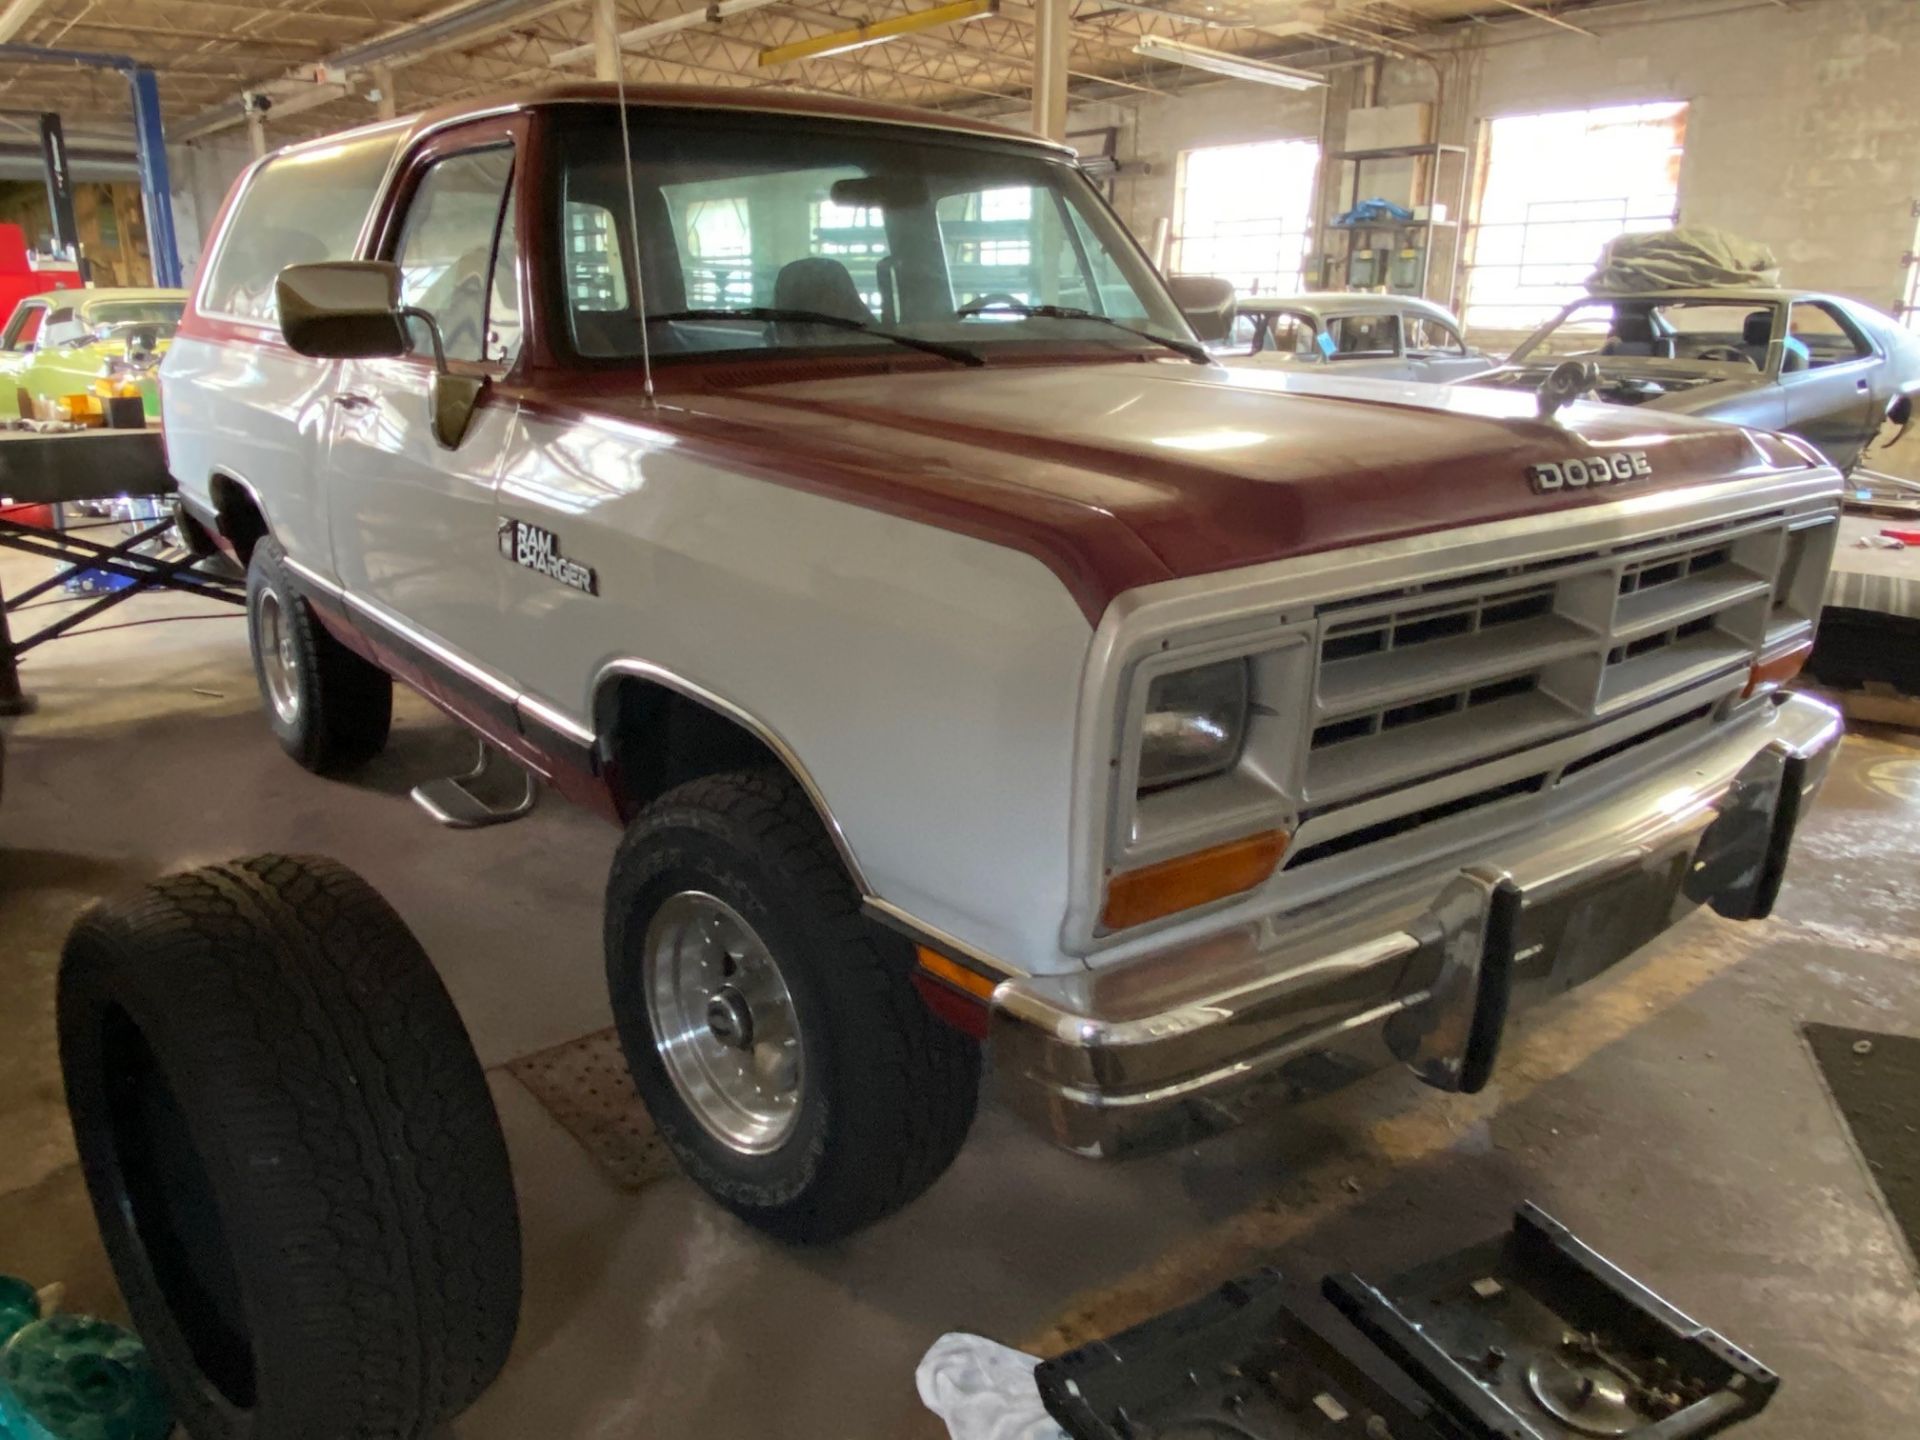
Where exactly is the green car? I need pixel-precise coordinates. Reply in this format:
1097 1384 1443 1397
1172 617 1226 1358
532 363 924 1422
0 287 186 423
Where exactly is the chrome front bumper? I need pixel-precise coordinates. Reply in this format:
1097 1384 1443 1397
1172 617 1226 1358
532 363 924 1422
991 692 1843 1157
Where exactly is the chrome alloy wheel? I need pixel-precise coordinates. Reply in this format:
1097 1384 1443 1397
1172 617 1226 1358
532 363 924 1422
256 588 301 726
644 891 804 1154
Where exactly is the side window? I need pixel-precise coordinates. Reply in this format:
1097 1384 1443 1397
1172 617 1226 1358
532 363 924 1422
200 129 400 323
1327 314 1397 357
1403 315 1466 355
1787 301 1872 371
1215 312 1259 354
394 146 518 367
40 308 80 348
3 303 46 350
1268 313 1315 356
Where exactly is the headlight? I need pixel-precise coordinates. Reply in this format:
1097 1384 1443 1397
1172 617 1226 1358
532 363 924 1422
1138 659 1249 790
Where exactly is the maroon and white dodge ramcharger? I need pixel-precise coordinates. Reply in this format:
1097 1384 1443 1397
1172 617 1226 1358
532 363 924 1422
161 84 1844 1241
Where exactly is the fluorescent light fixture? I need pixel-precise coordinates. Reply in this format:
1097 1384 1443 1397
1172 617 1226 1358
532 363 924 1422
1131 37 1326 90
760 0 997 66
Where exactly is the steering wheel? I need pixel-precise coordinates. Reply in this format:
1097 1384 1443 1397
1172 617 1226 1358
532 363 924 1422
1693 344 1757 367
956 293 1024 318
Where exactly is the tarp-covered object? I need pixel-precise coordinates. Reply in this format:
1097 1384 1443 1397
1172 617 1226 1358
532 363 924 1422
1586 226 1781 294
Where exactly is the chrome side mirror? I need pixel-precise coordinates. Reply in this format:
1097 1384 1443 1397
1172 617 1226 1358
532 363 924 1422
276 261 409 359
277 260 483 450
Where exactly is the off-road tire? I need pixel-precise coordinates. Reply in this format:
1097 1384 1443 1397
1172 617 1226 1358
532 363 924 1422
58 854 521 1440
605 769 980 1243
246 537 391 773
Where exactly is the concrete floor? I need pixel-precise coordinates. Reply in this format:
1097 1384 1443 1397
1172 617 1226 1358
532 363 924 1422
3 545 1919 1439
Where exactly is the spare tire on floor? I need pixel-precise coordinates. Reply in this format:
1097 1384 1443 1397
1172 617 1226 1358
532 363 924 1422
58 854 521 1440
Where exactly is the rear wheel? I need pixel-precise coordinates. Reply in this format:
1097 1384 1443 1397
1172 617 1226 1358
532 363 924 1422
605 769 980 1243
246 537 391 773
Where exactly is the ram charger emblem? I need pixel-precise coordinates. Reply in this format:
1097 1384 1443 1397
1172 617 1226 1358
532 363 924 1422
1528 450 1653 494
498 517 597 595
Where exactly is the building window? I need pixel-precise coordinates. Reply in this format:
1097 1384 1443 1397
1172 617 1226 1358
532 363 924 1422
810 196 889 312
1170 139 1319 298
1463 100 1688 332
681 196 753 308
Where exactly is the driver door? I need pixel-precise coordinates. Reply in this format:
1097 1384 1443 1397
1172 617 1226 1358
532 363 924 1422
323 117 527 664
1779 300 1881 470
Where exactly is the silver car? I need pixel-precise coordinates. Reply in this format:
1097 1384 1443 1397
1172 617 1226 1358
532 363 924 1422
1213 293 1493 383
1465 288 1920 474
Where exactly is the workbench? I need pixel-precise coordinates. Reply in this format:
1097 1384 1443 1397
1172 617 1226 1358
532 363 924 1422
0 426 244 715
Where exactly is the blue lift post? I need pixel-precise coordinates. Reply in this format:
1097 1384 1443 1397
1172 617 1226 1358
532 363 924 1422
0 45 183 287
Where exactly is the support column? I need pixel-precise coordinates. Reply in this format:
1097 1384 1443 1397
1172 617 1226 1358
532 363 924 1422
592 0 621 81
127 67 181 288
245 107 267 159
373 63 397 120
1030 0 1069 142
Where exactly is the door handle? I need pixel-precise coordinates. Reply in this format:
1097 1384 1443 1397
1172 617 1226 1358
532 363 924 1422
332 392 376 411
1857 379 1871 392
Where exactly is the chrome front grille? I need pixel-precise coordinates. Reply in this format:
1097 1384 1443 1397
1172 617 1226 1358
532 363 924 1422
1302 513 1834 812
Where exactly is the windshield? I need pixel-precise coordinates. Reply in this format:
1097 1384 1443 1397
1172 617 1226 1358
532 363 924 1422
83 300 184 335
1511 297 1782 373
553 111 1187 363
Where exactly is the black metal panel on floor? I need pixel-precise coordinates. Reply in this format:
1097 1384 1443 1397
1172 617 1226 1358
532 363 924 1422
1037 1205 1778 1440
1036 1268 1452 1439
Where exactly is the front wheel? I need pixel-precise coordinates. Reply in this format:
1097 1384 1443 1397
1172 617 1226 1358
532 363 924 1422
605 769 980 1243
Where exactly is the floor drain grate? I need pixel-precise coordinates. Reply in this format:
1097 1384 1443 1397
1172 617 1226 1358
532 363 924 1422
504 1028 680 1193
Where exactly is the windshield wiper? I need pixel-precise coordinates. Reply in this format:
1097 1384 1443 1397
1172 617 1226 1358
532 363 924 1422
954 301 1211 364
650 308 983 367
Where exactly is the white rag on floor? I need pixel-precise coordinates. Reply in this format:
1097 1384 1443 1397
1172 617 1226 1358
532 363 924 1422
915 1333 1070 1440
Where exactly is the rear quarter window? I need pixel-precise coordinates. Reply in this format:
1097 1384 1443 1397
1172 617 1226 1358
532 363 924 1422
200 128 403 324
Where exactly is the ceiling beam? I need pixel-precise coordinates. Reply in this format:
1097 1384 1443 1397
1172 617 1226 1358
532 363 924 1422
0 0 48 46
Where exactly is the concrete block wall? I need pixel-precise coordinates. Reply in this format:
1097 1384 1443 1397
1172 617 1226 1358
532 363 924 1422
166 136 257 285
1071 0 1920 323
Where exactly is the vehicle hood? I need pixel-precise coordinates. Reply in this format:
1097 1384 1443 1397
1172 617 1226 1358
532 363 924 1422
564 358 1819 622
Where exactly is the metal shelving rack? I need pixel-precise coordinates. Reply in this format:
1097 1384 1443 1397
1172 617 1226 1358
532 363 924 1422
1318 140 1469 308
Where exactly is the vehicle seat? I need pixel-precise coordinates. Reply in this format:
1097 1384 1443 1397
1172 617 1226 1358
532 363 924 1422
1741 310 1774 367
772 258 874 328
1603 312 1667 357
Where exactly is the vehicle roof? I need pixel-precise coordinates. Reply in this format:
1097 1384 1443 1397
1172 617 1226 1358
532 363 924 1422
269 82 1069 164
1237 291 1463 324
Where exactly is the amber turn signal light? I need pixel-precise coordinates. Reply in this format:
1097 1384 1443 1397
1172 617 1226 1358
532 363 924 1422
914 947 998 1001
1100 829 1288 932
912 947 999 1040
1745 639 1813 698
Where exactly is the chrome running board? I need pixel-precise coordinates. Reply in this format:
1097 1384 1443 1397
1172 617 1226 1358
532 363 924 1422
410 741 536 828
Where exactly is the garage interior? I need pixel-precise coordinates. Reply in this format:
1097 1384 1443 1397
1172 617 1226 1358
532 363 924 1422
2 1 1919 1438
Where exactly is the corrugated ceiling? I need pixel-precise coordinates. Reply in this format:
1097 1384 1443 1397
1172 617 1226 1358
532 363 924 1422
0 0 1660 149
